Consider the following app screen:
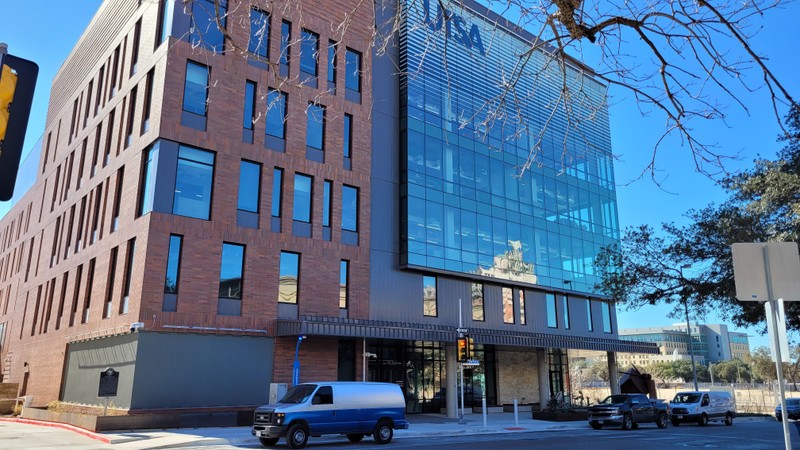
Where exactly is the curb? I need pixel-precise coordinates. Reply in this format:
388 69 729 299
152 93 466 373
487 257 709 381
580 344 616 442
0 417 112 444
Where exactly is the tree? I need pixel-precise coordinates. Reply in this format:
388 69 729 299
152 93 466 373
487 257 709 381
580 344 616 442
646 360 707 384
589 359 609 382
182 0 798 177
746 346 778 383
596 105 800 331
711 359 752 383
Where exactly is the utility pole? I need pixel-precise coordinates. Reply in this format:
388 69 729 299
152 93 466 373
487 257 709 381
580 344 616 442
680 264 699 391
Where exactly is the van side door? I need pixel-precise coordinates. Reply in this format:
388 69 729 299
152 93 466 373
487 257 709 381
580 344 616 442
308 386 336 435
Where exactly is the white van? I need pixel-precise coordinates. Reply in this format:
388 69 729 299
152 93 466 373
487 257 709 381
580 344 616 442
669 391 735 426
251 382 408 449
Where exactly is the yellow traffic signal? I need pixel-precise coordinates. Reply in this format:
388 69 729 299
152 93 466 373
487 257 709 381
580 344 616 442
457 337 468 362
467 336 474 360
0 64 18 142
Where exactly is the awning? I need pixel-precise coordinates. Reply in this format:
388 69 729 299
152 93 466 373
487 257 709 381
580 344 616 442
277 315 658 354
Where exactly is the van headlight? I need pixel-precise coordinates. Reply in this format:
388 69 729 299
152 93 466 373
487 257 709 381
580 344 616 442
275 413 285 425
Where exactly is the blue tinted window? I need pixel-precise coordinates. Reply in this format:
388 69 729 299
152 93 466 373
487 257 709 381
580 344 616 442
342 185 358 232
322 180 332 227
271 168 283 217
243 80 256 130
280 21 291 66
345 48 361 92
423 275 437 316
306 103 325 149
238 161 261 213
266 89 287 138
603 301 613 333
343 114 352 158
183 61 208 116
279 251 299 303
189 0 226 52
219 243 244 299
327 41 337 83
300 30 319 76
173 146 214 220
248 8 269 58
157 0 174 46
139 146 156 216
562 295 571 329
586 299 594 332
164 235 182 293
293 173 313 222
339 260 348 309
546 293 557 328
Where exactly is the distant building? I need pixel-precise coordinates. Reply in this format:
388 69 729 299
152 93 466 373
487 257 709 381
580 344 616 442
618 324 751 367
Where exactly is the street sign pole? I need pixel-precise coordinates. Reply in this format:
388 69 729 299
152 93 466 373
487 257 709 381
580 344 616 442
763 245 791 450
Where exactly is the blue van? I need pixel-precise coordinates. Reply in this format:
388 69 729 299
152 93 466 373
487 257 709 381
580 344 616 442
251 382 409 448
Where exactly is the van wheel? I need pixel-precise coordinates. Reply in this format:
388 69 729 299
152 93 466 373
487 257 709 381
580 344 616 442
698 414 708 427
724 413 733 426
347 433 365 442
286 423 309 449
590 422 602 430
621 413 633 430
656 413 668 429
259 437 279 447
373 419 393 444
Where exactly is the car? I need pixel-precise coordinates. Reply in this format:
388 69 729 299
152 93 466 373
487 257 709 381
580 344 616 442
669 391 735 426
776 398 800 422
588 393 669 430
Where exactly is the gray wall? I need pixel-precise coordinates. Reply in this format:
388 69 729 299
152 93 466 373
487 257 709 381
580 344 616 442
62 333 138 408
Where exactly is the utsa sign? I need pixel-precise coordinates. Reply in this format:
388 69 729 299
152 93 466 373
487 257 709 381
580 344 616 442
422 0 485 56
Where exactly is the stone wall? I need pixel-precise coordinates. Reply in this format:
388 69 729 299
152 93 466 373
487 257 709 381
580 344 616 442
496 349 539 405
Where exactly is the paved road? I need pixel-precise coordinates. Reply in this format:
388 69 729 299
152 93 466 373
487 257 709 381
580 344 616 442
1 418 798 449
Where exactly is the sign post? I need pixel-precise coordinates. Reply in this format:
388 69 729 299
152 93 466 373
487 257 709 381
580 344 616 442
98 368 119 416
731 242 800 450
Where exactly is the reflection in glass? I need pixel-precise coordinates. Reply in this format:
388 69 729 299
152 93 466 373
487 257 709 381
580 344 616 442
340 260 349 309
164 235 182 293
189 0 226 52
300 30 319 76
183 62 208 116
343 114 352 158
248 8 269 58
342 185 358 231
238 161 261 213
546 293 557 328
306 103 325 149
602 301 612 333
327 41 337 83
173 146 214 220
562 295 571 329
586 298 594 332
423 276 437 316
345 48 361 93
271 168 283 217
219 243 244 299
243 81 256 130
293 174 313 222
279 251 299 303
266 90 287 139
471 282 484 321
519 289 526 325
323 180 332 227
502 287 513 323
280 21 291 65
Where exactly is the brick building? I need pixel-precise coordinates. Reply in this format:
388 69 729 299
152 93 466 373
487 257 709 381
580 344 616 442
0 0 655 415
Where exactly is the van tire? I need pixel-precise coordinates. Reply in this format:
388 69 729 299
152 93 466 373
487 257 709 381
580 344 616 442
373 419 393 444
724 413 733 426
347 433 365 442
259 437 279 447
656 413 668 429
698 414 708 427
286 423 309 449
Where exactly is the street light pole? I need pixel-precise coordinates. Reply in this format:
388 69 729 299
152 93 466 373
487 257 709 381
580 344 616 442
292 335 306 386
680 264 699 391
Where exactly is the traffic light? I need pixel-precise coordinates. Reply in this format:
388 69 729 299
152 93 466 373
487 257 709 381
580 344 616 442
457 336 468 362
467 336 474 360
0 52 38 201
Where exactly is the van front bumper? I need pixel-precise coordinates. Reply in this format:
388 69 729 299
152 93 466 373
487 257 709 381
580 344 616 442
670 413 701 422
251 425 286 439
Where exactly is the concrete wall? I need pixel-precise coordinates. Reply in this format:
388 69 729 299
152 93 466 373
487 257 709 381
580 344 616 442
62 333 138 408
495 348 539 405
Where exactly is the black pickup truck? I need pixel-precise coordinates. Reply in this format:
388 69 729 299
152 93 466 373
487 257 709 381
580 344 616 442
588 394 669 430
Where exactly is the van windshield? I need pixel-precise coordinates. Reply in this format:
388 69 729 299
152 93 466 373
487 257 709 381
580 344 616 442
672 393 701 404
279 384 318 404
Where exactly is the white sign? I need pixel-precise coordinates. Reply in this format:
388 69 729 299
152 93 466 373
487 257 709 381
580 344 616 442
731 242 800 301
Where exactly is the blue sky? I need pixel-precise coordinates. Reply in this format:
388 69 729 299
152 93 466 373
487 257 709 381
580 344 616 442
2 1 798 351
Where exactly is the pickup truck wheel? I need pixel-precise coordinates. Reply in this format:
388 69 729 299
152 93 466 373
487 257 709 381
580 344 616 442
259 437 279 447
724 413 733 426
347 433 365 442
286 423 309 449
621 413 633 430
590 423 602 430
671 418 680 427
631 423 639 429
373 420 393 444
656 413 668 429
698 414 708 427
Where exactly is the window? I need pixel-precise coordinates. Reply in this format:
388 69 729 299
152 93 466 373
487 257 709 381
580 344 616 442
471 282 484 321
103 247 118 318
586 299 594 332
562 295 570 329
341 185 358 231
111 167 124 231
322 180 332 228
248 8 270 58
546 293 557 328
502 287 514 324
173 146 215 220
266 89 287 139
156 0 174 47
306 103 325 149
164 235 182 293
519 289 526 325
243 80 256 134
120 238 135 314
339 260 349 309
141 69 154 134
293 174 313 223
300 29 319 77
183 61 209 117
189 0 226 53
603 301 613 333
271 168 283 218
280 20 291 67
130 19 141 76
279 251 299 304
238 160 261 213
313 386 333 405
345 48 361 93
125 86 137 146
343 114 352 159
138 146 156 216
327 40 337 84
423 275 437 317
218 243 244 299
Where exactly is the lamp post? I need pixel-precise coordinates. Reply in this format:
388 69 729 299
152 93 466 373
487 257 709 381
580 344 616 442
680 264 699 391
292 335 306 386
